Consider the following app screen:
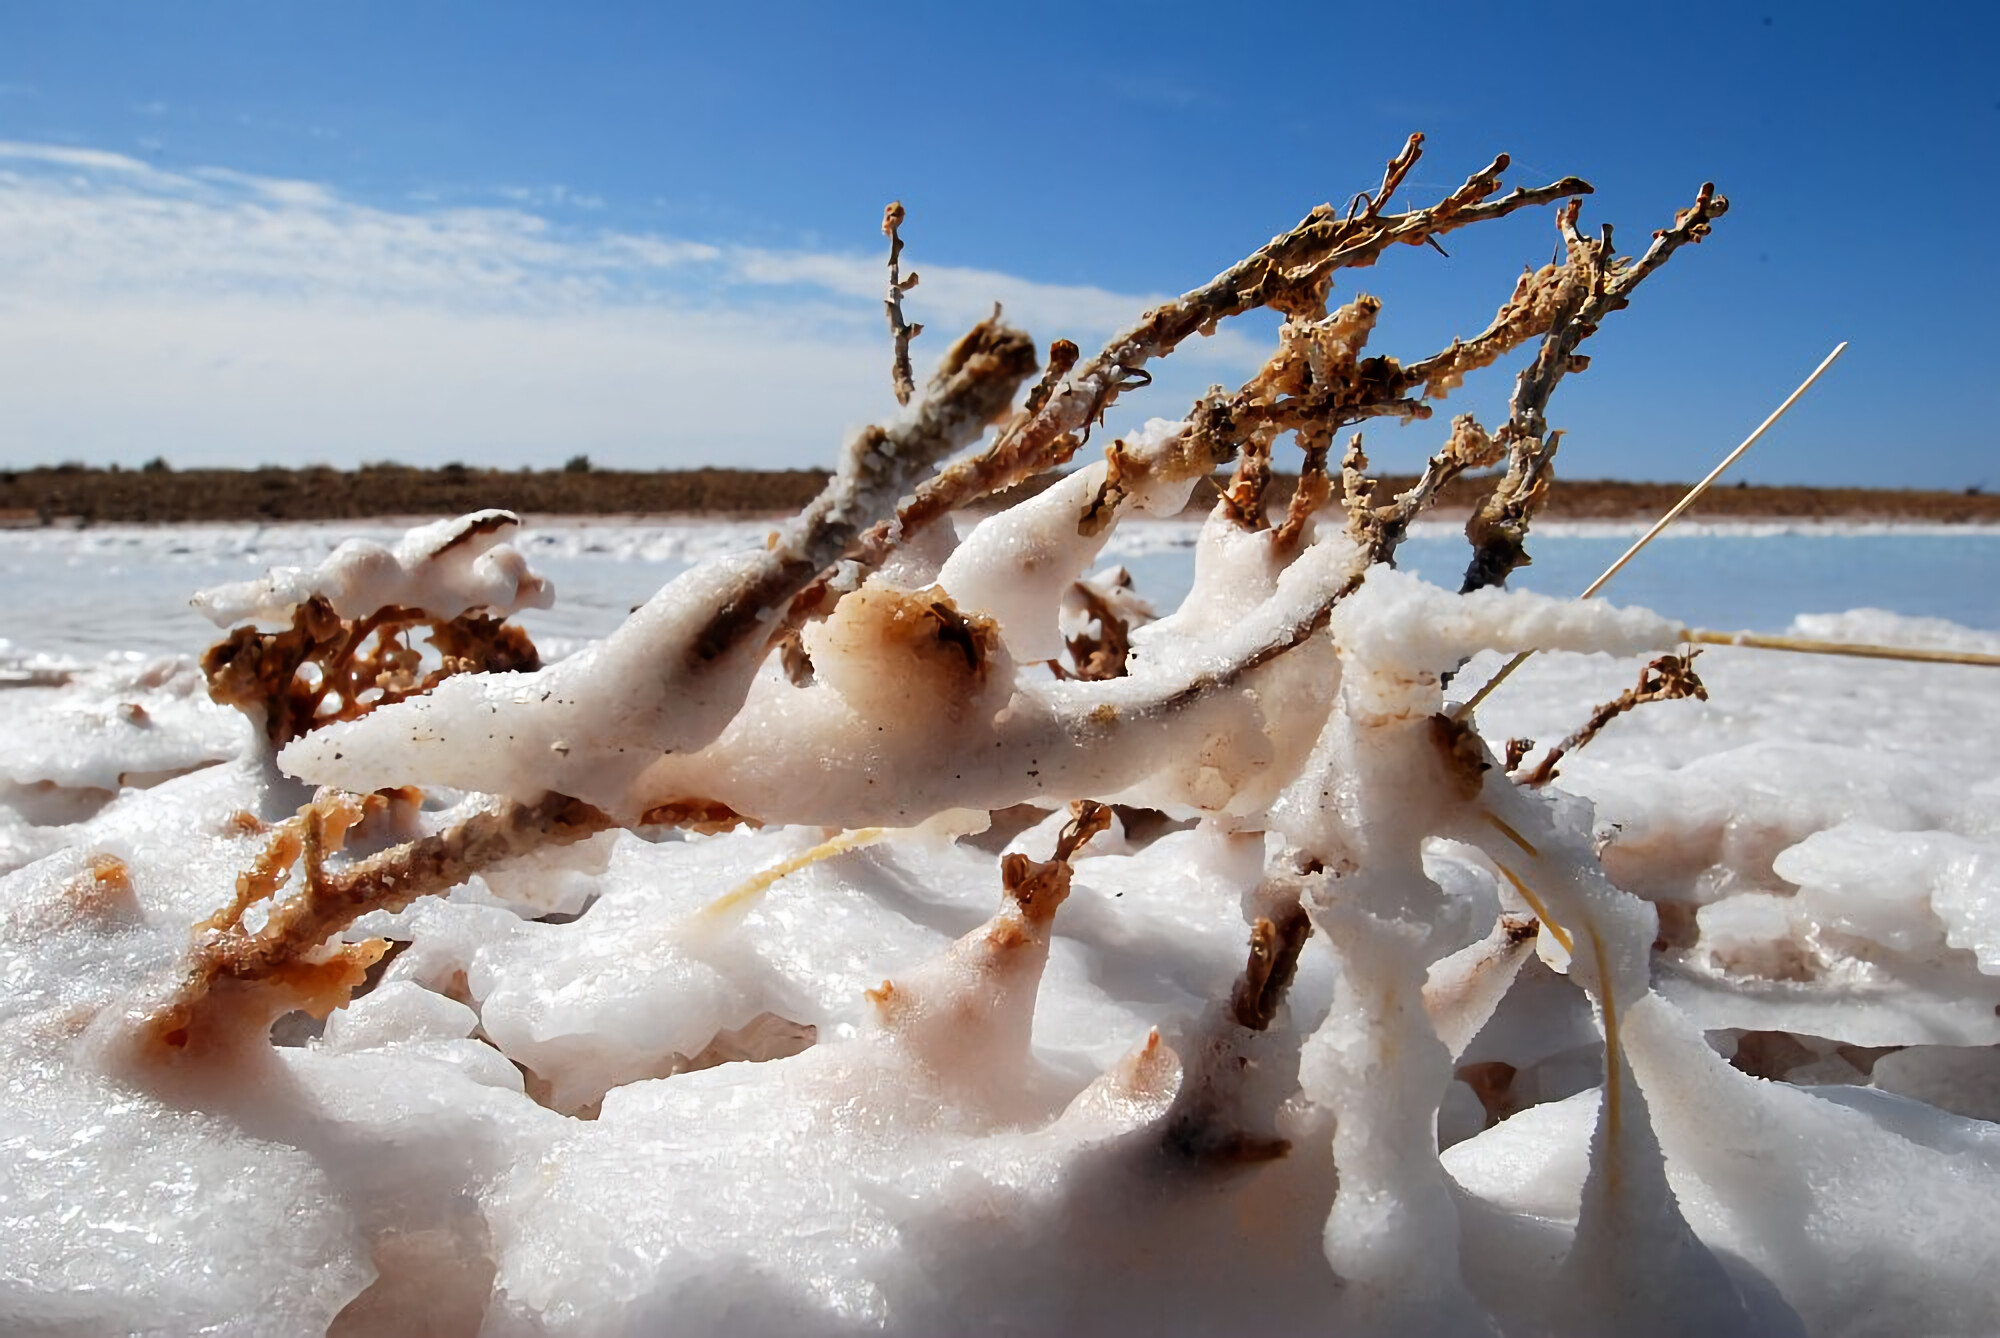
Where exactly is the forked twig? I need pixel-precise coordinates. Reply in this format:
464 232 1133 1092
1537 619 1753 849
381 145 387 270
786 137 1591 619
1514 652 1708 786
1461 184 1732 596
882 201 923 406
145 790 613 1051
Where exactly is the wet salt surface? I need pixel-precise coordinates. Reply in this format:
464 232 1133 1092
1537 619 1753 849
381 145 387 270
2 518 1997 662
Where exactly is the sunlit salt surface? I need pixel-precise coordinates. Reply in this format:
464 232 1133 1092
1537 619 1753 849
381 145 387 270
2 518 1996 662
2 500 1998 1335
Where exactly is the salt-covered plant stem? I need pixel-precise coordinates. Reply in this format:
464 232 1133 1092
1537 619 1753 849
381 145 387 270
806 136 1590 598
693 316 1036 667
881 201 923 406
1463 787 1766 1333
1462 184 1730 595
142 789 610 1052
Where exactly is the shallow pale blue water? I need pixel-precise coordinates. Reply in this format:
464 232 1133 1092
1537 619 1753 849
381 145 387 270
1 520 1995 662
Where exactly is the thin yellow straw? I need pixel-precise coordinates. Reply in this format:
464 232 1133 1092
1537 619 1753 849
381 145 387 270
1454 341 1849 720
1492 860 1574 955
1680 628 2000 668
699 827 885 921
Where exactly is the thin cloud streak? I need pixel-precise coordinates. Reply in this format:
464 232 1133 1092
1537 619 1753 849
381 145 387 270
0 141 1260 469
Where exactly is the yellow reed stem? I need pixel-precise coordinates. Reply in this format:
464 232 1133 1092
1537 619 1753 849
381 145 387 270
1454 341 1848 722
1589 931 1622 1138
1492 860 1574 955
1682 628 2000 668
1481 809 1541 859
700 827 886 921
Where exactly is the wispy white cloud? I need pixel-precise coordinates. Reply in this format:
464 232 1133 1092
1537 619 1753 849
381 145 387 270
0 141 1259 469
494 183 606 211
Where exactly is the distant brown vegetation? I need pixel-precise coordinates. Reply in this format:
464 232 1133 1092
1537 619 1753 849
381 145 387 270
3 462 1997 526
0 463 832 524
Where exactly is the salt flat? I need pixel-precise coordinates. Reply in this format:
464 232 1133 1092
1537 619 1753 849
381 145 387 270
4 518 1997 663
1 507 1996 1335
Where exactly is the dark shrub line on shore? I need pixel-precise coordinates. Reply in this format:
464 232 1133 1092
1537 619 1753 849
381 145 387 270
3 464 1998 526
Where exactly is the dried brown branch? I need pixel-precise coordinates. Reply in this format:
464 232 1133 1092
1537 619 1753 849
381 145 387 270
1022 338 1080 417
203 599 540 746
145 789 612 1051
1220 435 1276 529
882 201 923 406
1270 436 1333 552
1228 895 1314 1032
997 799 1114 923
1345 413 1504 562
693 316 1037 665
1050 578 1134 681
789 139 1590 612
1163 881 1314 1165
1517 652 1708 786
1079 293 1431 537
1462 184 1729 593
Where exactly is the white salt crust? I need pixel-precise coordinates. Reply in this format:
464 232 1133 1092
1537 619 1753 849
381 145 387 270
2 498 1997 1335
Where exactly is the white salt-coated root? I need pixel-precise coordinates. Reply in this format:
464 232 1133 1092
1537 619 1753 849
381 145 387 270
279 492 1328 825
191 509 553 629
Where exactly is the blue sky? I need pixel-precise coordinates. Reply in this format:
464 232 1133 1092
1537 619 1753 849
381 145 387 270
1 1 1994 487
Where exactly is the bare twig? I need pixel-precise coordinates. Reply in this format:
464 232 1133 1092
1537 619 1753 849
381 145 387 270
1346 413 1503 562
145 790 613 1050
1461 184 1730 594
791 139 1590 611
1516 652 1708 786
1271 435 1333 551
882 201 923 406
694 316 1037 665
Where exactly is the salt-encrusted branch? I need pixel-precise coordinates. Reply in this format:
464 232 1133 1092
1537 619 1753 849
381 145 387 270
1342 414 1504 564
1162 881 1314 1164
865 801 1110 1084
805 138 1590 592
1219 435 1276 528
144 789 612 1051
882 201 923 406
1515 652 1708 786
197 509 549 745
203 599 540 745
1270 436 1333 552
694 317 1037 664
1462 185 1729 594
